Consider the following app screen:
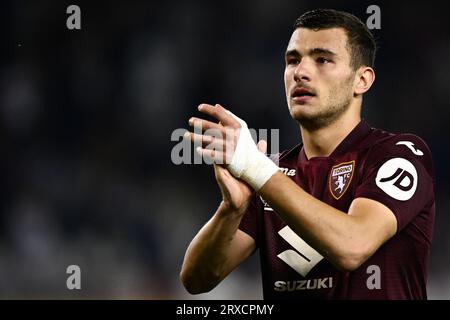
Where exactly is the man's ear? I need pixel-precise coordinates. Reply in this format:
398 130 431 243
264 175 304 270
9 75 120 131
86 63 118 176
354 66 375 96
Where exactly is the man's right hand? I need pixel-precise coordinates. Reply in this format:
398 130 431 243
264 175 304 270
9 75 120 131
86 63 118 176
214 140 268 215
180 124 265 294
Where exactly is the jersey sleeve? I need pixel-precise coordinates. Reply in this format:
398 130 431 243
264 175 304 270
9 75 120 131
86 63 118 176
238 194 260 247
354 134 435 232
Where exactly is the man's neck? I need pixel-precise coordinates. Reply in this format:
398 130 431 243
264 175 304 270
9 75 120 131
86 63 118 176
300 112 361 159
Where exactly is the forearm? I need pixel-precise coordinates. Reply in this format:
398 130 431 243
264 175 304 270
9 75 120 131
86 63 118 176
185 105 395 273
180 201 247 293
258 172 372 270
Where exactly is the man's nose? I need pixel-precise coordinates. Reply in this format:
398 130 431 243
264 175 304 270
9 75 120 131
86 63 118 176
294 60 311 82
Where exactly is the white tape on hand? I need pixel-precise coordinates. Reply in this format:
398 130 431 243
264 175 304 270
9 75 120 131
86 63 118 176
225 110 279 191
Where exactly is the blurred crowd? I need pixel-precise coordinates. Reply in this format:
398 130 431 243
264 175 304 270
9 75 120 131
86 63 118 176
0 0 449 299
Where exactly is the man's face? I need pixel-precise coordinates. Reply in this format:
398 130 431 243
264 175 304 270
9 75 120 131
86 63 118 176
284 27 357 130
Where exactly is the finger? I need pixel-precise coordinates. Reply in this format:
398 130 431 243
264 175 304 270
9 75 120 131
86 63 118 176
214 164 251 190
214 164 231 200
185 130 237 165
214 164 240 201
256 139 268 154
198 104 240 128
214 164 230 183
184 131 226 150
195 146 227 165
184 131 213 144
189 117 224 132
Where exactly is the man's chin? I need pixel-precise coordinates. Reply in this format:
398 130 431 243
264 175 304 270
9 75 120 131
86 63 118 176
288 104 316 122
288 107 329 131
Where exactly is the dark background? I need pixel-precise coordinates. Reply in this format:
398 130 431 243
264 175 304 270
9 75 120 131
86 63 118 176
0 0 448 298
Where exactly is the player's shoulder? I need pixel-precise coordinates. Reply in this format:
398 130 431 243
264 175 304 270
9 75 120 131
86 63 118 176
366 128 432 157
362 127 434 174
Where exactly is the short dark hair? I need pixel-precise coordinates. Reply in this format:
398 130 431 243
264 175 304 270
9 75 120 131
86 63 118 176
293 9 376 69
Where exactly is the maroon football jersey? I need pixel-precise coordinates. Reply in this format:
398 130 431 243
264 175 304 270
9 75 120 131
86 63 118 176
239 120 435 299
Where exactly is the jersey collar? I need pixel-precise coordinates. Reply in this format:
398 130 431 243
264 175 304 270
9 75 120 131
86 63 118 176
299 119 372 163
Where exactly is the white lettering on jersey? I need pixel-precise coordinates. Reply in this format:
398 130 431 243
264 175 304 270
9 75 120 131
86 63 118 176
277 226 323 276
279 167 296 176
274 277 333 292
260 196 273 211
396 141 423 156
375 158 418 201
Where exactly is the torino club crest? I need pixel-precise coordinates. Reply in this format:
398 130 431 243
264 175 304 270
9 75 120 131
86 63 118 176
329 161 355 199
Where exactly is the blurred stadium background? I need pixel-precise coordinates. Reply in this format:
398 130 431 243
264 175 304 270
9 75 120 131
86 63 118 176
0 0 448 299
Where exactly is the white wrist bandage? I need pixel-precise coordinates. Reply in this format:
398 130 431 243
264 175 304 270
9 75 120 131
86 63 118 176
226 111 279 191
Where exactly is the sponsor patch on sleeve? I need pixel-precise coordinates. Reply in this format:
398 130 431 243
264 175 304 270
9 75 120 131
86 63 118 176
375 158 418 201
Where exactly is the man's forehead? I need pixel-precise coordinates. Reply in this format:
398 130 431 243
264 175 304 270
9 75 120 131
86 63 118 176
286 27 348 54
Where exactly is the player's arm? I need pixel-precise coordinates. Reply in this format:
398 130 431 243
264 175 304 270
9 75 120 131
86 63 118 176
181 123 268 294
180 123 268 294
187 104 397 272
180 201 255 294
258 172 397 271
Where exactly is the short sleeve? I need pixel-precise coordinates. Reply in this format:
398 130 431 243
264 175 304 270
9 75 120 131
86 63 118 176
355 134 435 232
238 194 260 247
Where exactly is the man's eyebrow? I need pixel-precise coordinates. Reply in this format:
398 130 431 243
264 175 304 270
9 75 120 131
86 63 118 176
309 47 337 56
285 49 300 58
285 47 337 58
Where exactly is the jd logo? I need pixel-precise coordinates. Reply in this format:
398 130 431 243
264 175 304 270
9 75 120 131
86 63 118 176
379 168 414 191
376 158 418 201
277 226 323 277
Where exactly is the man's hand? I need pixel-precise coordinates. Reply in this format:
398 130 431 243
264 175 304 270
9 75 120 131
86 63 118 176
184 103 279 191
214 140 267 214
185 103 241 165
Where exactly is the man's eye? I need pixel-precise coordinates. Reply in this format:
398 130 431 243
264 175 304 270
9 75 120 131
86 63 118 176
287 58 299 65
317 57 331 64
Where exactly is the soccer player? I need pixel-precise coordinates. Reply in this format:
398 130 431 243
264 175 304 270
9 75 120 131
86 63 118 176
180 9 435 299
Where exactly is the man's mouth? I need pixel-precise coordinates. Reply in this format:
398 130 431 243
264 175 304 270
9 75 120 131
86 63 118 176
290 87 316 103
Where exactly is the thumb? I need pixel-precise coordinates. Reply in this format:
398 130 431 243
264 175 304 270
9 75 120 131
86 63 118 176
256 139 268 154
